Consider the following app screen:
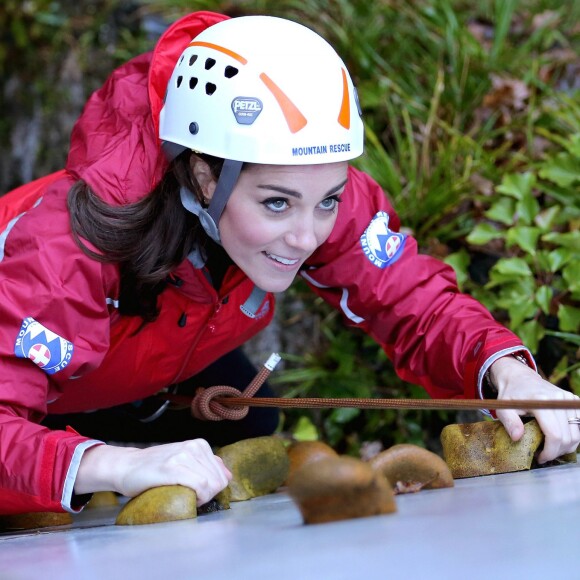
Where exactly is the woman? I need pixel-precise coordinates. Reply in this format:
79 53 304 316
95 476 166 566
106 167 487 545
0 12 578 515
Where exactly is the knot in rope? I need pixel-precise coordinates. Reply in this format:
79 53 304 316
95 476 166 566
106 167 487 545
190 353 281 421
191 385 249 421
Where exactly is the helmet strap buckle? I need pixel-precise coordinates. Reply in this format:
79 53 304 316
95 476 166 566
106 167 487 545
180 159 243 244
180 186 221 243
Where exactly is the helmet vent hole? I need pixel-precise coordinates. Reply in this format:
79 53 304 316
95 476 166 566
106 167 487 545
176 76 183 88
178 55 185 65
205 58 216 70
205 83 217 95
189 77 198 90
189 54 198 66
224 66 239 78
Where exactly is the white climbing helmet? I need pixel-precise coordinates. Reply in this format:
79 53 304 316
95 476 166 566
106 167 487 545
159 15 364 165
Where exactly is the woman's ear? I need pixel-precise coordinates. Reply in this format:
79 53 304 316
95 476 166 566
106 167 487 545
190 155 217 203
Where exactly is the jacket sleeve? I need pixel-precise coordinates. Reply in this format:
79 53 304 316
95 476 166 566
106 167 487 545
0 179 112 514
0 397 102 514
303 167 533 400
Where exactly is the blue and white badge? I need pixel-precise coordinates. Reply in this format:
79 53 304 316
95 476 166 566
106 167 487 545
14 317 74 375
360 211 406 269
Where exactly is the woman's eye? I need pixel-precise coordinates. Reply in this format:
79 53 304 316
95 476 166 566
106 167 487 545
263 198 288 212
319 195 341 211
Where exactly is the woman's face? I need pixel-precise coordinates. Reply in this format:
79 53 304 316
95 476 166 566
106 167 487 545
213 162 348 293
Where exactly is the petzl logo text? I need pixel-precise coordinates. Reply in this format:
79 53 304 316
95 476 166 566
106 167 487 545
231 97 263 125
360 211 406 269
14 317 74 375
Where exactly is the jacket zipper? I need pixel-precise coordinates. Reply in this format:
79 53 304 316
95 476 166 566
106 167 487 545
169 301 219 385
169 268 232 384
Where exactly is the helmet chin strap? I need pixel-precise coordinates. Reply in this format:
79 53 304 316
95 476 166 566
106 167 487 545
207 159 244 229
179 158 268 311
179 158 243 244
162 141 187 162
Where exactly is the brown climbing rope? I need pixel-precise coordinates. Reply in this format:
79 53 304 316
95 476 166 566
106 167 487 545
188 353 282 421
158 352 580 421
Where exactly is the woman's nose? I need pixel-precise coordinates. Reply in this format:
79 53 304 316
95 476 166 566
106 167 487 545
284 218 319 254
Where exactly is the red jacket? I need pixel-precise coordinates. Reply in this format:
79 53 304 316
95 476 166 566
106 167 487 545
0 11 530 514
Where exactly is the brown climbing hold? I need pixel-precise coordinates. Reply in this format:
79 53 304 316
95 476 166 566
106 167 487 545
86 491 119 509
369 443 454 493
288 456 397 524
286 440 338 482
0 511 73 530
216 436 290 501
440 419 544 478
115 485 197 526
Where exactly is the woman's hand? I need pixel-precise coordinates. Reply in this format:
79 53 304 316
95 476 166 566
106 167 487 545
490 356 580 463
75 439 232 506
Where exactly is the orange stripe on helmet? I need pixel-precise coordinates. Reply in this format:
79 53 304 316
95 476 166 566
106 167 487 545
187 41 248 65
337 68 350 129
259 73 307 134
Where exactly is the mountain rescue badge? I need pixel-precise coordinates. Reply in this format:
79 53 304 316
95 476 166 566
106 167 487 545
360 211 406 269
14 317 74 375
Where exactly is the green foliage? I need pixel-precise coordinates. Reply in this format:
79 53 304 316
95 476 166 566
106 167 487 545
272 309 450 454
0 0 157 187
450 99 580 381
0 0 151 76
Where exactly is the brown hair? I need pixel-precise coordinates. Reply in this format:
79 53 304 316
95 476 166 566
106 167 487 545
67 151 224 321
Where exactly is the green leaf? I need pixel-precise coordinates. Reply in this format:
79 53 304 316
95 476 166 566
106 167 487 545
330 407 360 424
489 274 535 294
548 355 571 384
495 277 536 304
534 206 560 231
466 223 503 245
542 231 580 250
517 319 546 354
566 134 580 157
444 249 470 289
292 415 319 442
560 205 580 222
563 260 580 294
535 251 553 273
508 300 538 328
492 257 533 277
485 197 515 225
558 305 580 333
515 194 540 226
536 181 580 209
547 248 573 272
470 287 497 311
505 226 541 254
538 152 580 187
323 420 344 447
535 285 552 315
545 330 580 346
571 369 580 397
496 172 536 200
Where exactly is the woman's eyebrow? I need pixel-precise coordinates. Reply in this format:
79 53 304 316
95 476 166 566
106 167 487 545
257 179 348 199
